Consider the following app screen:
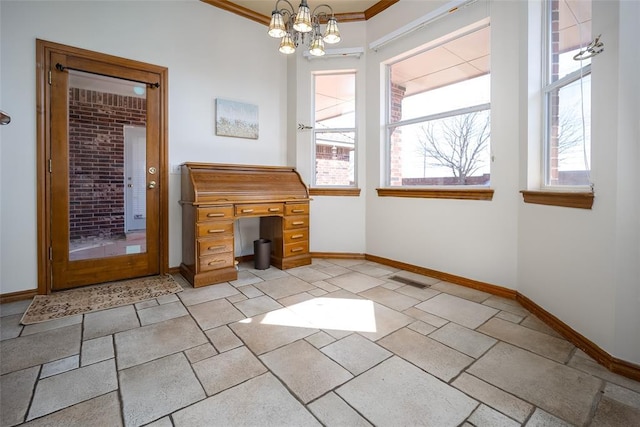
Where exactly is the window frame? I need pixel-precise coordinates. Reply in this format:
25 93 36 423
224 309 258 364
311 70 358 189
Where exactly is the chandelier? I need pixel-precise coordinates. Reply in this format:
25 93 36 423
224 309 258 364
268 0 341 56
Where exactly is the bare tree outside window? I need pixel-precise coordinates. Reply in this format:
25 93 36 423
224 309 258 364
415 111 490 184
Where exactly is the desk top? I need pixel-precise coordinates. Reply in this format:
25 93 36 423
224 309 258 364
180 163 310 206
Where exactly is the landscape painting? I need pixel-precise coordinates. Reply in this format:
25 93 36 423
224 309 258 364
215 98 259 139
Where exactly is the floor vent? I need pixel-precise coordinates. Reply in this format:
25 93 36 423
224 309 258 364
389 275 429 289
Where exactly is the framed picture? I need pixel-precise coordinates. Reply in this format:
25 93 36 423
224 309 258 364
215 98 259 139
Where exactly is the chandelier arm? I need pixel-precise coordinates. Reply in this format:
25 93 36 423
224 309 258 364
311 4 335 18
274 0 295 15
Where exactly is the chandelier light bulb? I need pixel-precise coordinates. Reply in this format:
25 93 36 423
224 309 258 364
279 32 296 54
323 17 341 44
309 36 325 56
268 11 286 38
293 1 312 33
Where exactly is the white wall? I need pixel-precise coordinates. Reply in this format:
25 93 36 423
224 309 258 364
0 0 288 293
364 0 520 289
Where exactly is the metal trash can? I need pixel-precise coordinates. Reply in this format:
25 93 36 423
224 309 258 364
253 238 271 270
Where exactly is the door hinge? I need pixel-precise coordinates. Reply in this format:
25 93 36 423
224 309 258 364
48 158 52 173
48 70 52 85
49 246 53 260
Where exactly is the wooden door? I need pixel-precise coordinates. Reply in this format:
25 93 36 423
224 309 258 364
44 46 166 290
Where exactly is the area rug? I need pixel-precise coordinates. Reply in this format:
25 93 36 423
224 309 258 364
20 275 183 325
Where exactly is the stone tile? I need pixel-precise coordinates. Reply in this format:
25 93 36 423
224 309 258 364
337 356 477 426
308 288 327 297
156 293 179 305
524 408 573 426
325 272 385 294
145 417 173 427
81 335 113 366
134 299 158 310
394 284 440 301
520 314 564 338
430 322 497 358
482 295 530 317
0 366 39 427
260 340 353 403
40 354 79 378
286 296 377 336
326 258 367 268
590 397 640 427
233 294 282 317
381 281 403 290
137 301 189 326
0 313 23 341
115 315 207 369
568 350 640 392
321 333 392 375
403 306 449 327
308 392 372 427
387 270 441 286
177 282 239 306
379 328 473 382
28 359 117 421
350 263 395 278
0 299 32 317
312 264 351 277
20 391 122 427
468 342 602 426
362 302 414 341
249 266 290 280
21 315 83 336
254 275 316 299
287 266 332 282
278 291 315 306
229 270 263 287
172 373 320 426
313 280 341 292
478 318 574 363
358 286 420 311
187 298 245 330
452 373 534 423
1 324 81 374
415 293 498 329
193 346 267 396
430 281 491 303
119 353 205 427
237 284 264 299
407 320 437 335
226 293 247 304
604 382 640 409
495 310 524 323
205 325 243 353
305 331 336 348
468 404 520 427
230 309 318 355
83 306 139 340
184 343 217 363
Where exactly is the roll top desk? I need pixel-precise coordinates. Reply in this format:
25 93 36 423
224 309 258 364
180 163 311 287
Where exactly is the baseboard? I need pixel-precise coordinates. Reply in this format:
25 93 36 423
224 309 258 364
311 252 366 260
365 254 517 299
332 252 640 382
0 289 38 303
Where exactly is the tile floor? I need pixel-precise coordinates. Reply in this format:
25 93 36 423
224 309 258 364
1 258 639 427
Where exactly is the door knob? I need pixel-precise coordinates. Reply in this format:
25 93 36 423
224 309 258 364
148 181 156 189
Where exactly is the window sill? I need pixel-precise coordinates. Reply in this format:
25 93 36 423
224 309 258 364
520 190 594 209
309 188 361 197
376 188 494 200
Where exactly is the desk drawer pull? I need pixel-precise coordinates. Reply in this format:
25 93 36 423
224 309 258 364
268 208 280 212
208 229 225 234
207 213 225 218
290 247 304 253
241 209 254 213
208 259 226 265
291 209 305 213
207 245 226 251
291 234 304 240
292 221 305 226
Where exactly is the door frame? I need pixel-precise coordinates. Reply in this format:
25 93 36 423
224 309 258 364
36 39 169 294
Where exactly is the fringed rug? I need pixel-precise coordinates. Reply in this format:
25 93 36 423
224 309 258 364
20 275 183 325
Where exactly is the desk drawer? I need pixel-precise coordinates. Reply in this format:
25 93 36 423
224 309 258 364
284 229 309 245
284 241 309 256
197 206 233 222
199 252 235 272
285 203 309 216
284 216 308 230
198 237 234 256
235 203 284 217
197 221 233 237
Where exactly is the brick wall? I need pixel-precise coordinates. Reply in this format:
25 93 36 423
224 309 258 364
315 145 353 186
389 82 406 186
68 88 146 241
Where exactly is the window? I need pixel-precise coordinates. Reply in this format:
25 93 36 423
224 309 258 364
543 0 592 187
385 21 491 187
313 72 356 187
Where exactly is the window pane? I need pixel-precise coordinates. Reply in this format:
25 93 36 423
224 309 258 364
315 74 355 129
549 0 592 82
315 131 355 186
546 74 591 186
389 110 491 186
